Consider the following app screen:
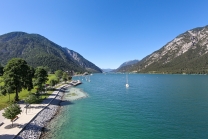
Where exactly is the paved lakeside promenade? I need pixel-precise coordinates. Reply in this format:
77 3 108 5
0 84 70 139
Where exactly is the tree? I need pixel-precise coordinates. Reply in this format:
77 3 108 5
50 79 58 87
0 86 6 96
25 94 40 104
55 70 63 81
33 67 48 93
42 66 50 73
0 86 14 102
2 103 22 127
24 94 40 114
26 66 35 91
0 64 3 76
62 72 68 83
3 58 34 101
68 76 72 81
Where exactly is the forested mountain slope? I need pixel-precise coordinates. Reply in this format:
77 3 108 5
0 32 102 73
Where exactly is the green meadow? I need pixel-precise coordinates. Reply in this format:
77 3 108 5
0 74 58 110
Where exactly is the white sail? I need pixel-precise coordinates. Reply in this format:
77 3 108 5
126 74 129 88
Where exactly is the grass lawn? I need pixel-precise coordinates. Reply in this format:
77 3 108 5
46 74 58 84
38 90 53 101
0 74 58 110
0 88 37 110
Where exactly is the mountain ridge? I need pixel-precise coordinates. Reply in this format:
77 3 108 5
115 60 139 72
0 32 102 73
102 69 115 72
117 25 208 74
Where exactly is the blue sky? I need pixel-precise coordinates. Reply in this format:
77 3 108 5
1 0 208 69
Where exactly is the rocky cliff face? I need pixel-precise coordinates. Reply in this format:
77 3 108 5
64 48 102 73
143 26 208 67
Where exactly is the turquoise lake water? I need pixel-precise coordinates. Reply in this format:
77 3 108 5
43 73 208 139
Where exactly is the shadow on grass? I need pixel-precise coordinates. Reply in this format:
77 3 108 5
46 88 59 92
41 93 56 97
24 85 72 106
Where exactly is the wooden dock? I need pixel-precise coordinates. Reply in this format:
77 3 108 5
70 80 82 86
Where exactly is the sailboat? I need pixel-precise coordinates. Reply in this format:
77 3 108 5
126 73 129 88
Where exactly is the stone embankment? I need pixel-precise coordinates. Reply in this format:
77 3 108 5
14 88 65 139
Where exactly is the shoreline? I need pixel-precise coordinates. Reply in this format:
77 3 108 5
40 86 88 139
14 84 87 139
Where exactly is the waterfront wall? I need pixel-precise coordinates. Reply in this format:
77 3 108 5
14 89 64 139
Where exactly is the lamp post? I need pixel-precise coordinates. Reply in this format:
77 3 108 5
45 84 49 94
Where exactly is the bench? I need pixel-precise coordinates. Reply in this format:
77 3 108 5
11 116 18 122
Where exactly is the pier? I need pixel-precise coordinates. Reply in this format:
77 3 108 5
70 80 82 86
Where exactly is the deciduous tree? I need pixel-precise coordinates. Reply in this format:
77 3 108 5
0 64 3 76
2 103 22 127
24 94 40 114
55 70 63 81
49 79 57 87
3 58 34 101
68 76 72 81
62 72 68 83
33 67 48 93
0 86 14 102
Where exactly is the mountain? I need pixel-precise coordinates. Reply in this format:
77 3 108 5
64 48 102 73
0 32 102 73
102 69 115 72
115 60 139 72
117 25 208 74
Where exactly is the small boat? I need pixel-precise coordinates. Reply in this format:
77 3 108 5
126 74 129 88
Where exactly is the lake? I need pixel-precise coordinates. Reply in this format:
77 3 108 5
42 73 208 139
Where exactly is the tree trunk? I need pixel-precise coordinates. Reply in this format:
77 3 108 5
15 88 19 101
